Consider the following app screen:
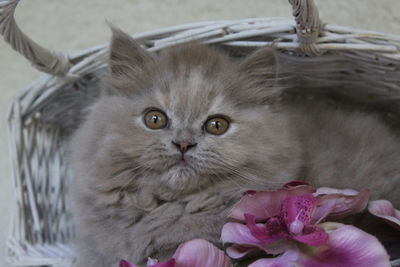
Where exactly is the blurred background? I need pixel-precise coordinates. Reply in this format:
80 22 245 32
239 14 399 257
1 0 399 264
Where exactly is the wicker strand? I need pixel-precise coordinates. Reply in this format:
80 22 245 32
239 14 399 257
0 0 71 76
288 0 323 55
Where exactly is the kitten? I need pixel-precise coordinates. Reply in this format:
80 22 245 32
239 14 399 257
70 27 400 266
70 27 301 266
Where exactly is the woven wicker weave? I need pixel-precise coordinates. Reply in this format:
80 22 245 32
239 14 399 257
1 0 400 266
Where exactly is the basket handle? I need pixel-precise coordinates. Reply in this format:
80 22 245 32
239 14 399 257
0 0 323 76
0 0 71 76
288 0 323 55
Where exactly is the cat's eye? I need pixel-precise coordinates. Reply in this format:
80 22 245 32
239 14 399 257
205 116 230 135
144 110 168 130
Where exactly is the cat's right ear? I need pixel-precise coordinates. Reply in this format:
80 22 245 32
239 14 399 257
239 47 284 104
108 25 153 77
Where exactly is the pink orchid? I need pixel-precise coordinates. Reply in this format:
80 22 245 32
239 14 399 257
221 182 391 266
368 199 400 231
120 239 232 267
313 187 370 220
244 193 329 247
247 223 390 267
222 191 330 258
228 182 315 222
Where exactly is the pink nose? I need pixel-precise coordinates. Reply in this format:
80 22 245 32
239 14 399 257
172 140 197 153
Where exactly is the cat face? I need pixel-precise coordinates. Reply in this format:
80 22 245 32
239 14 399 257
79 28 300 198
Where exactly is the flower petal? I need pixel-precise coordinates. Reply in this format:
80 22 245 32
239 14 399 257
291 225 328 246
120 260 138 267
298 223 391 267
245 214 286 244
173 239 232 267
368 200 400 231
222 225 292 257
225 245 262 259
147 258 159 266
314 187 360 196
314 188 370 221
248 250 299 267
283 181 310 188
229 185 315 222
149 259 175 267
282 193 316 227
221 222 265 245
311 198 337 224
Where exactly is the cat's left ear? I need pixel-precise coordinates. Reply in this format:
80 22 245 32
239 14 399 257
239 47 284 104
109 25 153 77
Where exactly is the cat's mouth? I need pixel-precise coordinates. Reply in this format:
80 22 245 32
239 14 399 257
171 158 194 169
177 159 188 166
167 155 199 176
170 154 195 167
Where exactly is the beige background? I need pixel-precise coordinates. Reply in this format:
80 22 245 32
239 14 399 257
0 0 399 265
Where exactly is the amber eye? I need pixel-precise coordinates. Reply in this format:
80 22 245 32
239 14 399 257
205 116 230 135
144 110 168 129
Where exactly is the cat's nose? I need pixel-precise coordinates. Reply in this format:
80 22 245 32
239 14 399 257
171 140 197 153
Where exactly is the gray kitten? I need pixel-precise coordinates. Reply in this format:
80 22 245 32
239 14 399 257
70 28 400 266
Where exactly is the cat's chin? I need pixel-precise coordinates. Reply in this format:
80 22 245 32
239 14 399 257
159 164 205 195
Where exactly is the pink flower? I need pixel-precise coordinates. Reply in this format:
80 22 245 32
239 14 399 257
247 223 390 267
243 193 329 247
228 182 315 222
222 187 330 258
313 187 370 220
120 239 232 267
368 199 400 231
221 182 391 267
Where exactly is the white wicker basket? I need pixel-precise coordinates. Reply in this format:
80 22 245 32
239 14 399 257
1 0 400 266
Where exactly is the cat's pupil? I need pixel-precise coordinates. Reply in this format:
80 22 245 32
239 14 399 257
212 121 221 129
152 115 158 124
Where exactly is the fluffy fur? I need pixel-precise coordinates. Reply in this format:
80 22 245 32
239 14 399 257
70 28 400 266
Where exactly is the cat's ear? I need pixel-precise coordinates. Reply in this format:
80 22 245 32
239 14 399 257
239 47 285 104
109 25 153 77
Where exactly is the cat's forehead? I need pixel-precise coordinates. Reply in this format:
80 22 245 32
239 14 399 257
153 68 232 122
